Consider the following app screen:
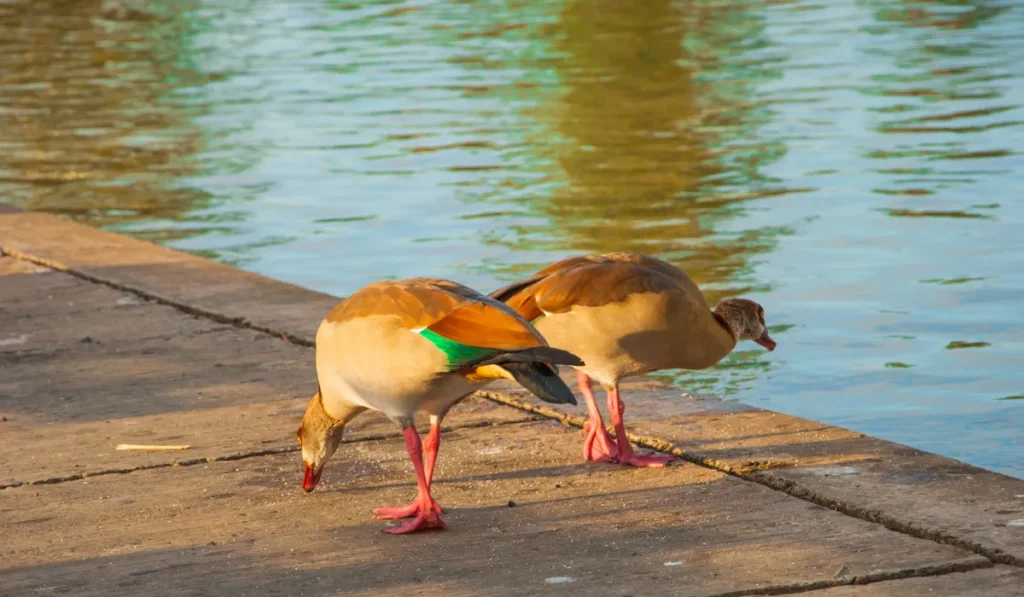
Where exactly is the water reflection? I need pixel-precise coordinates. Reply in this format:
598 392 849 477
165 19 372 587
509 0 792 296
0 0 214 239
866 0 1018 207
873 0 1006 30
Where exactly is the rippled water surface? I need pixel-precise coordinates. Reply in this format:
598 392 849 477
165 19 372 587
2 0 1022 477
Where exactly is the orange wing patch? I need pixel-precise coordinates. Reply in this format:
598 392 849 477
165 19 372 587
428 299 544 351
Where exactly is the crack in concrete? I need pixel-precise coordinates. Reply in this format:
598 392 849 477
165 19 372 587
477 391 1024 569
705 558 992 596
742 472 1024 570
4 247 1022 570
0 247 317 348
0 417 540 490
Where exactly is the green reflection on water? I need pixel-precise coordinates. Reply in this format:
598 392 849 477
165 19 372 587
0 0 218 228
512 0 790 297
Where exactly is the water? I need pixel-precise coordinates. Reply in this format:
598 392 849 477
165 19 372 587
2 0 1022 478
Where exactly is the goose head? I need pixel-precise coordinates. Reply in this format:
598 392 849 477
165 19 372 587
297 392 354 493
713 298 776 351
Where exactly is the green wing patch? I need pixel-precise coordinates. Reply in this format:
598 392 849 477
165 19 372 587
419 328 496 371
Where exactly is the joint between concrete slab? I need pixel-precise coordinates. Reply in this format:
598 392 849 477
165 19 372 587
0 246 316 348
704 557 992 597
743 471 1024 569
477 390 1024 569
0 417 542 490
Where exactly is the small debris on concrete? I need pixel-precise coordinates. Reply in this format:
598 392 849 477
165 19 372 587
664 561 682 567
834 565 850 578
0 334 28 346
80 336 93 344
507 500 516 508
1007 520 1024 527
544 577 575 584
811 466 859 477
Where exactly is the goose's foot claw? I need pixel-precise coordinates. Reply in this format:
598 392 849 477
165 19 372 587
384 511 446 534
618 451 675 468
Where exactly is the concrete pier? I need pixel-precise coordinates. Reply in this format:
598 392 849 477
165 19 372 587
2 208 1022 596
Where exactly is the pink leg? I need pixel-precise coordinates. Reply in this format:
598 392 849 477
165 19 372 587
607 385 674 468
578 371 617 463
374 422 444 520
382 427 446 534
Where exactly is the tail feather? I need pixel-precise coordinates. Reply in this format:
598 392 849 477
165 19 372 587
489 275 547 321
466 346 582 406
500 360 577 406
489 275 546 303
473 345 582 369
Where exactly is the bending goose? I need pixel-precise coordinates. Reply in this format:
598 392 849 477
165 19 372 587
297 277 581 534
490 253 775 468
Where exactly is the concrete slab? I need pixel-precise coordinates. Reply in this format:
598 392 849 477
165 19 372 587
808 566 1024 596
0 422 986 597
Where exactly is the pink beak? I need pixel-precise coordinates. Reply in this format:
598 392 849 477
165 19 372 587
755 331 776 351
302 465 322 493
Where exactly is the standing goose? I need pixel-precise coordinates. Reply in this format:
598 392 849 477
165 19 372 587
490 253 775 468
297 278 581 534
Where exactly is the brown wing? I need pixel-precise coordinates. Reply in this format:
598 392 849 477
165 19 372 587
488 255 611 319
324 278 461 327
327 278 545 351
594 253 694 285
492 253 706 318
534 262 698 313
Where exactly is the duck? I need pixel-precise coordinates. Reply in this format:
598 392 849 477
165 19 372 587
297 277 582 534
490 253 775 468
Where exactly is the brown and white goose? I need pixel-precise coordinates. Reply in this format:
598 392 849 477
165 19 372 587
297 277 581 534
490 253 775 468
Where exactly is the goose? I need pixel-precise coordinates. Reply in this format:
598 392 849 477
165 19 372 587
490 253 775 468
297 277 582 534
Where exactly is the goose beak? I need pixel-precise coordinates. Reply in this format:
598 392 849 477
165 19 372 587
302 465 322 492
755 331 776 352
